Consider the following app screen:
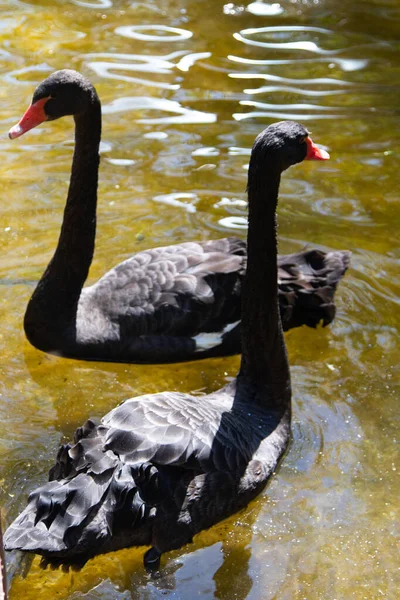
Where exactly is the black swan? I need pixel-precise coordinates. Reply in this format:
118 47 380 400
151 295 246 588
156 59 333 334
8 70 349 364
5 120 329 570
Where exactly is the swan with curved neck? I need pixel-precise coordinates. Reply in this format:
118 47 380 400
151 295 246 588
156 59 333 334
6 119 329 570
9 70 348 364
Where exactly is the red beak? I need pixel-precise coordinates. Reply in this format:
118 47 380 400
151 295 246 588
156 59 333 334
305 136 330 160
8 97 49 140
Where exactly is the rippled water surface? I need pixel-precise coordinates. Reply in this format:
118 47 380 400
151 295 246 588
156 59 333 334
0 0 399 598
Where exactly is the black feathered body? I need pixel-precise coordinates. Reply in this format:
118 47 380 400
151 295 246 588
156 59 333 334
6 82 342 570
38 238 349 363
18 71 349 364
4 381 289 561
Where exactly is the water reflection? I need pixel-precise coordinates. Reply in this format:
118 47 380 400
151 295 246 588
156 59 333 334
71 0 112 7
85 49 211 90
3 63 52 86
115 25 193 42
153 191 198 213
102 95 216 124
234 25 335 54
86 52 183 90
10 491 260 599
233 99 347 122
1 0 400 598
71 580 131 599
228 54 369 72
247 2 284 17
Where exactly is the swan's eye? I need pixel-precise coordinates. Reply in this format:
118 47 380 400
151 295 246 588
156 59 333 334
50 93 57 99
299 136 307 145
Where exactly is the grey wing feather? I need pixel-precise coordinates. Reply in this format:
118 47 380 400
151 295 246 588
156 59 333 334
88 239 244 312
3 387 285 559
277 249 351 329
99 388 274 472
74 241 349 362
78 238 245 343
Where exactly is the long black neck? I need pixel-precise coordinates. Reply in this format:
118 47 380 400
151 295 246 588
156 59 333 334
24 98 101 349
238 151 291 412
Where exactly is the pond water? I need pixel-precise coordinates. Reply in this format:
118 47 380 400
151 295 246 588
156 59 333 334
0 0 399 598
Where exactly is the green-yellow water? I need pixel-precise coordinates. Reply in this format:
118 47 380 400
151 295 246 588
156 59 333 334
0 0 399 598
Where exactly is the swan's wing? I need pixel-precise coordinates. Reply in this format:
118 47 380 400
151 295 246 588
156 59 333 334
277 249 351 330
70 388 267 476
78 238 245 357
4 388 284 558
77 241 350 360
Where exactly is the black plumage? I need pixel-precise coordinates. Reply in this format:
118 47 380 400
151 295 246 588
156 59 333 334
8 70 350 364
5 386 286 564
5 119 335 570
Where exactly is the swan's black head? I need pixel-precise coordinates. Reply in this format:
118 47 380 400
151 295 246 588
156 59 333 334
9 70 99 139
252 121 329 172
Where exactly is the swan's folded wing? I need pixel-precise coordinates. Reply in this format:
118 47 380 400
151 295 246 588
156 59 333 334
77 242 350 360
71 389 270 477
4 388 282 557
80 238 245 339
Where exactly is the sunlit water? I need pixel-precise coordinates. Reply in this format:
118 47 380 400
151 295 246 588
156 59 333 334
0 0 399 598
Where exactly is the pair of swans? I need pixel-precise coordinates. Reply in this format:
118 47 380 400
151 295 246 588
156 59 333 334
4 70 349 570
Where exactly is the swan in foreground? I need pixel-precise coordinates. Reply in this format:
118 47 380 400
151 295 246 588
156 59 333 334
8 70 349 364
5 120 331 570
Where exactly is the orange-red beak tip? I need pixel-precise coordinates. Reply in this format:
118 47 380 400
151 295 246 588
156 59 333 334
8 97 48 141
306 137 330 161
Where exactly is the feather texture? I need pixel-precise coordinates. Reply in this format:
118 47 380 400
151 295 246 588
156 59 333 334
6 78 343 572
71 241 350 362
4 383 288 562
14 70 349 364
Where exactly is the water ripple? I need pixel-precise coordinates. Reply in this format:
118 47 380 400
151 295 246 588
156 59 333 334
313 197 372 223
86 50 187 74
218 216 247 229
86 54 182 90
230 70 354 97
233 111 345 121
3 63 52 85
247 2 284 16
228 54 369 72
242 25 333 35
230 73 353 87
240 100 344 111
72 0 112 6
192 147 220 157
85 50 210 90
234 25 335 54
153 192 198 213
234 99 347 121
103 96 216 124
235 85 349 97
176 52 211 72
115 25 193 42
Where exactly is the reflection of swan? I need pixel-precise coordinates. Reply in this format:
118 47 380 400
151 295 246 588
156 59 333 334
9 70 349 365
6 497 260 599
212 524 253 600
5 119 329 570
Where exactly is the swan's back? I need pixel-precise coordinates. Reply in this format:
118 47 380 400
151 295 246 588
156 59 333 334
4 384 288 563
73 241 350 363
75 238 246 361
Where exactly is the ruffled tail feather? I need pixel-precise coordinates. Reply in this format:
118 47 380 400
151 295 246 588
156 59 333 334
4 422 160 560
278 249 351 330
